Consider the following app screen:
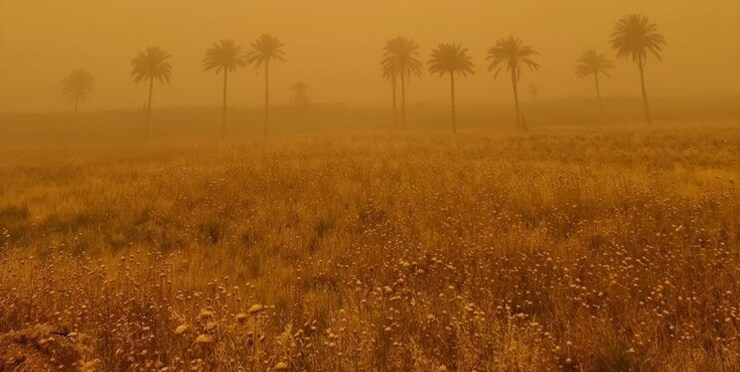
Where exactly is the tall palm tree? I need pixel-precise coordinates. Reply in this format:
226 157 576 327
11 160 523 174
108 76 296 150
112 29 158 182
575 49 615 117
62 69 94 114
247 34 286 135
487 36 540 130
131 46 172 143
428 43 474 134
381 57 399 129
382 37 423 129
290 82 310 108
611 14 666 125
204 40 247 140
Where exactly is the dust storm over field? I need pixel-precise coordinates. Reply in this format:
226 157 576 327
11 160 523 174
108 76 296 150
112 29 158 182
1 0 738 112
1 1 739 371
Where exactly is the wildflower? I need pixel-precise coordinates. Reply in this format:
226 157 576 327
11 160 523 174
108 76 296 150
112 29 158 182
174 324 190 335
248 304 265 315
199 308 215 320
236 313 249 323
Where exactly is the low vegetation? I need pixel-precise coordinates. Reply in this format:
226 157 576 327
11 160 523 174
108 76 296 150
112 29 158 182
0 124 738 370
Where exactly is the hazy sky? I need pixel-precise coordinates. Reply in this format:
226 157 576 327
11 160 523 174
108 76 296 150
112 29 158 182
1 0 738 112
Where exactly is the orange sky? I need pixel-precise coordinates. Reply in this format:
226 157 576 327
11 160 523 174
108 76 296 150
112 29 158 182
1 0 738 112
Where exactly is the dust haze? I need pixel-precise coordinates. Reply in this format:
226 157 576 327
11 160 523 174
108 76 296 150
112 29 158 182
1 0 738 112
1 2 740 371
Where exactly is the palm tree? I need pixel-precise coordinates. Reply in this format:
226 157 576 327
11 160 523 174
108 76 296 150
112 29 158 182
62 69 94 114
290 82 310 108
204 40 247 139
382 37 423 129
247 34 286 135
131 46 172 142
381 57 399 129
487 36 540 130
611 14 666 125
575 49 615 117
428 43 474 134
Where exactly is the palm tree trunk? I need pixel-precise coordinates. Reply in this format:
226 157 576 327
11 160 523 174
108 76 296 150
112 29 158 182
595 72 603 118
264 62 270 136
511 70 521 130
74 96 79 115
146 76 154 143
638 62 652 125
391 79 398 130
401 71 407 129
222 69 228 140
450 72 457 134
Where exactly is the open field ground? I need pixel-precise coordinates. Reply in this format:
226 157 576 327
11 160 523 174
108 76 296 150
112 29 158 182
0 122 738 371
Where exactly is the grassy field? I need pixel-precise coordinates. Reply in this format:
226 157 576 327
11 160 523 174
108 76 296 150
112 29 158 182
0 123 738 371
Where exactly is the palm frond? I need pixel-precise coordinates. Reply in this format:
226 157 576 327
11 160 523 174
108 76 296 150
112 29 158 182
428 43 475 78
381 37 424 84
247 34 286 68
62 69 94 102
575 49 616 78
131 46 172 85
204 40 247 74
487 35 540 79
610 14 667 66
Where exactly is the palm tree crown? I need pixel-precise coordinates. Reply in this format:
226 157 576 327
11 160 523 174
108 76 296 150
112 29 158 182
382 37 423 82
575 49 615 78
62 69 94 111
487 35 540 80
428 43 475 77
246 34 286 67
611 14 667 67
204 40 247 73
131 47 172 84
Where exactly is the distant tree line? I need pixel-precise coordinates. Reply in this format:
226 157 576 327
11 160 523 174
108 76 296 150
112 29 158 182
381 14 666 133
62 14 666 139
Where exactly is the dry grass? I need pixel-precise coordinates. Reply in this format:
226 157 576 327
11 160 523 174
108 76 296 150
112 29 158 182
0 125 738 371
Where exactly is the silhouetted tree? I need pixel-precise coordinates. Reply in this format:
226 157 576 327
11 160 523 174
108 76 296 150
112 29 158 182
488 36 540 130
576 49 615 117
204 40 247 140
247 34 286 135
611 14 666 125
381 55 399 129
428 43 474 134
62 69 94 114
290 82 310 108
382 37 423 129
528 84 539 102
131 47 172 143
